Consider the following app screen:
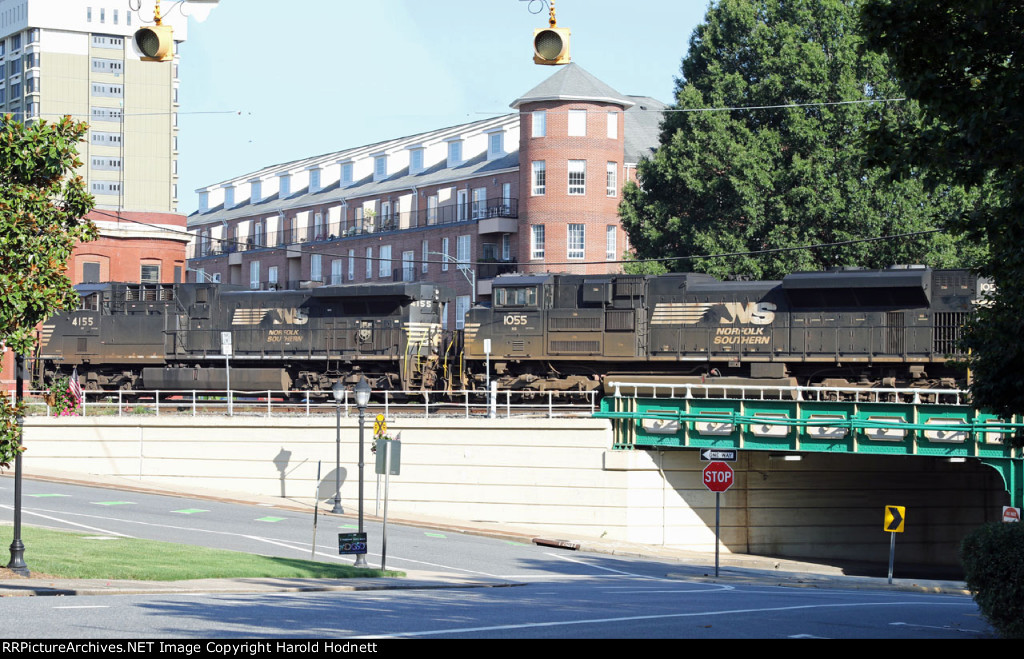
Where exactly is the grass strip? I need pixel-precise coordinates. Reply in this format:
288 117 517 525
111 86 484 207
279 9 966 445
2 525 402 581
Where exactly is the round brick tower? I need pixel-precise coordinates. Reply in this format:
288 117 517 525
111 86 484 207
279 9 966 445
512 63 634 276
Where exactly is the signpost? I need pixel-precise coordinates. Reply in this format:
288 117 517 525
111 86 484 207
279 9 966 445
220 331 232 415
884 505 905 584
703 461 734 577
376 432 401 571
1003 506 1020 523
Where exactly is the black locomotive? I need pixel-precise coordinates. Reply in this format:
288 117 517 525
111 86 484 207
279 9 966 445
38 266 987 397
38 281 455 394
462 267 988 395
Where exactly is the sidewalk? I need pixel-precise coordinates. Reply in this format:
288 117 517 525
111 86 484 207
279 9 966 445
0 469 972 598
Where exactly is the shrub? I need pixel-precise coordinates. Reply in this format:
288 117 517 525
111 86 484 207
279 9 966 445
961 522 1024 637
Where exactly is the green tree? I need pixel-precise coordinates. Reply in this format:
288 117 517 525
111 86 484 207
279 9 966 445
619 0 985 280
0 115 95 466
861 0 1024 424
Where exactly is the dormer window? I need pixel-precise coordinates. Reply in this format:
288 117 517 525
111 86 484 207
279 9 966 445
250 180 261 204
223 185 235 209
279 173 291 198
447 140 462 167
374 155 388 181
340 162 353 185
199 190 209 212
309 168 321 192
487 131 504 160
409 148 424 174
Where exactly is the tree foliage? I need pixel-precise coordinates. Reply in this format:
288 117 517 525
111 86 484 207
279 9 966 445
861 0 1024 422
0 115 95 466
619 0 985 280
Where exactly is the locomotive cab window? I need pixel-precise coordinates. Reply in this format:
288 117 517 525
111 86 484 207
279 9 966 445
495 287 537 308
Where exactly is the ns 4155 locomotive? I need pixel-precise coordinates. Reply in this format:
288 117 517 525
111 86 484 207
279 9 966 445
462 266 989 396
38 281 456 395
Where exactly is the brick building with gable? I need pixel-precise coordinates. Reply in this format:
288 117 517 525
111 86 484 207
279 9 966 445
186 64 666 329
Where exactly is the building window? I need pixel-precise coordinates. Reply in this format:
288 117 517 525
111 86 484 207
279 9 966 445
311 254 322 282
250 180 261 203
607 111 618 139
374 155 387 180
568 160 586 195
268 266 279 287
410 148 424 173
422 240 429 273
531 161 546 196
347 250 355 281
531 225 545 260
309 168 321 192
223 186 235 209
472 187 486 220
502 234 511 261
427 195 438 224
379 245 392 279
606 226 617 260
140 263 160 283
606 162 617 197
568 109 587 136
568 224 585 260
82 262 101 284
455 295 470 330
331 259 343 285
441 237 449 271
457 235 471 270
488 131 503 159
279 174 291 198
448 140 462 166
341 162 353 185
365 247 373 279
402 251 415 282
250 261 260 290
532 110 546 138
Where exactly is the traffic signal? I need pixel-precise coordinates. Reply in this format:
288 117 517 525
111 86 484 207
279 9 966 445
135 23 173 62
533 26 571 65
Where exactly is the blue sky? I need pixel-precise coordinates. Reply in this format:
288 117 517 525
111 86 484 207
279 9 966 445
175 0 711 215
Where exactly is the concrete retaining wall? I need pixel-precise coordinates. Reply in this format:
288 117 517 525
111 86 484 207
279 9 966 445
21 415 1007 567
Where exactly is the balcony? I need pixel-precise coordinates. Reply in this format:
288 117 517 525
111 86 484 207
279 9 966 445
187 197 519 260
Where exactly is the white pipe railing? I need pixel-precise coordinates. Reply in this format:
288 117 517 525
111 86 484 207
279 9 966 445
14 387 599 419
608 380 969 405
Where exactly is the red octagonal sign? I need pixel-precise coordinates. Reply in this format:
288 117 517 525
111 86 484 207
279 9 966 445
703 461 734 493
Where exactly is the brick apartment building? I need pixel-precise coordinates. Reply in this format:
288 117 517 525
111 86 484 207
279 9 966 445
186 63 666 329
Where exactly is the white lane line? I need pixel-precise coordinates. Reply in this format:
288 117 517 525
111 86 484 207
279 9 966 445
363 600 978 639
543 551 708 584
889 621 985 635
53 605 110 610
0 504 133 538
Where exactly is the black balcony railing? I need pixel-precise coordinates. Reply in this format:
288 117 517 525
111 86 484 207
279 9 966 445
188 197 518 260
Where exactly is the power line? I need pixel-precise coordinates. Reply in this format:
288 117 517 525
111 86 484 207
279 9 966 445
88 208 946 271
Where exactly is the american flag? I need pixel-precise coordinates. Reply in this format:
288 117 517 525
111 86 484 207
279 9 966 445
68 367 83 406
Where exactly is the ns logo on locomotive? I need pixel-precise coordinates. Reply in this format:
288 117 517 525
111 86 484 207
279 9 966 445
37 267 989 400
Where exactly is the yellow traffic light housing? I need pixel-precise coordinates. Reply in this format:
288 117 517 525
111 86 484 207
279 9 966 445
135 0 173 62
135 24 173 61
533 1 570 65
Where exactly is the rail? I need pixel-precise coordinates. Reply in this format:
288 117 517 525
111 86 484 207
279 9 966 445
16 387 598 419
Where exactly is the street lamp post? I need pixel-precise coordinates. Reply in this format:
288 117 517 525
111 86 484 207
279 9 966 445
330 380 345 514
353 377 372 568
427 251 475 303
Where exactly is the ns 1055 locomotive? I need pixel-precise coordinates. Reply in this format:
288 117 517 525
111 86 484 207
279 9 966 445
462 266 989 395
38 281 456 394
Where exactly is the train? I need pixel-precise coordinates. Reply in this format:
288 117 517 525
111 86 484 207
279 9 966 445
36 266 989 398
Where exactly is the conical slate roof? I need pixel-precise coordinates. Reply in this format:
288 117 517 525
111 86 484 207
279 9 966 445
510 62 635 109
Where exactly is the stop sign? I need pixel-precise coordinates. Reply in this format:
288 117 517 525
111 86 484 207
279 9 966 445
703 461 734 493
